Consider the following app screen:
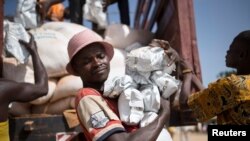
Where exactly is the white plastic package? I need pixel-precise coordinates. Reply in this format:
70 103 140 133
14 0 38 29
4 20 30 63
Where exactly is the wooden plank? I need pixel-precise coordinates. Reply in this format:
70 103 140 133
9 115 85 141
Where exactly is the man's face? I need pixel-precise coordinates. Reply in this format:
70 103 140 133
71 43 110 84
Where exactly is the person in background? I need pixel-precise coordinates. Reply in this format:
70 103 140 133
216 30 250 124
66 29 174 141
39 0 106 35
46 2 65 21
37 0 64 22
0 34 48 141
188 30 250 125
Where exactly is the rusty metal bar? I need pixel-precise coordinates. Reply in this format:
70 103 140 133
141 0 153 29
188 0 202 81
175 0 202 80
0 0 3 76
146 0 165 31
155 0 174 38
134 0 145 29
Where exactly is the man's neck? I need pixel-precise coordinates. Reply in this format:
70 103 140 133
237 69 250 75
84 82 104 93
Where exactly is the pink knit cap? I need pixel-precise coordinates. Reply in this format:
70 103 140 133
66 29 114 75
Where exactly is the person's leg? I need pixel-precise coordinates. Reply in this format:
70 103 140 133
117 0 130 26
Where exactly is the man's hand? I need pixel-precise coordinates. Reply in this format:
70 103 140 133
165 47 181 67
149 39 181 67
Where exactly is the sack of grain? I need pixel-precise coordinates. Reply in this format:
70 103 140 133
31 96 75 114
50 75 82 102
41 21 88 39
30 79 57 105
29 28 69 77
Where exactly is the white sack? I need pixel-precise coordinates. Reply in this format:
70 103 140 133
50 75 82 102
84 0 107 28
30 79 57 105
104 75 136 98
29 28 69 77
140 112 158 127
31 96 75 114
126 46 176 73
41 22 88 39
118 88 144 125
126 46 165 72
126 67 151 84
140 84 160 113
150 71 179 99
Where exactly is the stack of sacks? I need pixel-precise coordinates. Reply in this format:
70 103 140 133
3 22 155 118
3 22 88 116
104 45 180 127
188 74 250 124
31 75 82 114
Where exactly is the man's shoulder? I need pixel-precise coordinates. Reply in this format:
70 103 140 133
78 88 102 97
75 88 103 104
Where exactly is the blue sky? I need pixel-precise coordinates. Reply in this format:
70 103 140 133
4 0 250 87
194 0 250 86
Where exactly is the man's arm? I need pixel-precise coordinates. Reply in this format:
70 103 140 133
106 98 171 141
3 34 48 103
